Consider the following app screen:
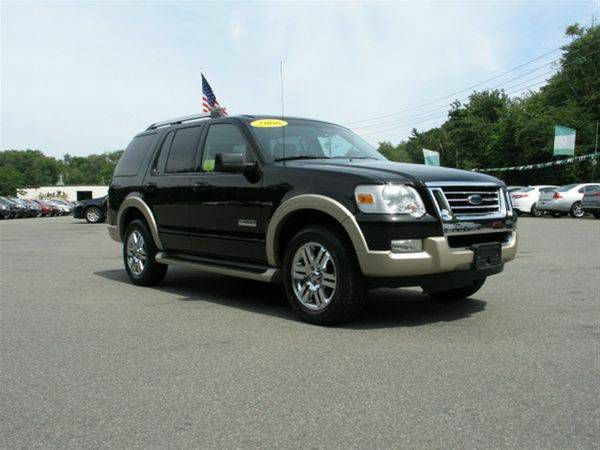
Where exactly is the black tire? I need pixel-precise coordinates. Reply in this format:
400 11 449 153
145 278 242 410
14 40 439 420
84 206 104 223
282 225 366 325
530 203 542 217
428 278 486 301
569 202 584 218
593 212 600 219
123 219 167 286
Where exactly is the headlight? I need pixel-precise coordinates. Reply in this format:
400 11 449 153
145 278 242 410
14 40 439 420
355 184 426 217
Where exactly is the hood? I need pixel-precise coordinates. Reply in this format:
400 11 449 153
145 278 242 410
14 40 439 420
277 159 503 185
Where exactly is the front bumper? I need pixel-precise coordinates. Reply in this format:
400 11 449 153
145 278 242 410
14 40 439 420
357 231 517 278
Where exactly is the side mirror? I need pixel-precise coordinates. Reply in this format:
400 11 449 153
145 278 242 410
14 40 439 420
214 152 256 173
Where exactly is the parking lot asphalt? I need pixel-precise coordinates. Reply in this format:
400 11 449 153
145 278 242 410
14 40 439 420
1 216 599 448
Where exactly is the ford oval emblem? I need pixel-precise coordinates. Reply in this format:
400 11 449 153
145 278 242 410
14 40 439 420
467 194 483 206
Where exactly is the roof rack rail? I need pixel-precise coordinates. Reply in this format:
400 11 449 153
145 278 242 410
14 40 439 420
146 110 224 130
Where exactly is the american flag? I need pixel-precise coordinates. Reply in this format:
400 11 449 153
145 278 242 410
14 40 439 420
202 74 226 115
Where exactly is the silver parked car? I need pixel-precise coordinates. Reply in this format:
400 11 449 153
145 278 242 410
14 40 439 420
537 183 600 218
581 185 600 219
510 185 558 217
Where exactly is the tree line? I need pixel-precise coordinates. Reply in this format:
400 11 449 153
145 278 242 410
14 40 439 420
0 150 123 196
375 23 599 185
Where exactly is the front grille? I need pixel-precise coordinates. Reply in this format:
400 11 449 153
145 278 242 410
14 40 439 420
439 185 501 216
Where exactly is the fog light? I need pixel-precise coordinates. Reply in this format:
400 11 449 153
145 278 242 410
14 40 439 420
391 239 422 253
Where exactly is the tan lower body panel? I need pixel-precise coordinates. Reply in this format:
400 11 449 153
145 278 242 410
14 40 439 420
107 225 120 243
357 231 518 277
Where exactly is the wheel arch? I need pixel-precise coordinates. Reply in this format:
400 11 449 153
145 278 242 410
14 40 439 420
117 195 164 250
266 194 369 267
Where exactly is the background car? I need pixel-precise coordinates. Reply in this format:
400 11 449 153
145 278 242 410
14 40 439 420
0 197 14 219
9 198 32 218
507 186 525 193
537 183 600 218
511 185 558 217
31 200 51 217
0 197 19 219
73 196 107 223
581 185 600 219
24 199 42 217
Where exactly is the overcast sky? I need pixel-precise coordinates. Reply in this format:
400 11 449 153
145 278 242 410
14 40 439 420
1 1 596 158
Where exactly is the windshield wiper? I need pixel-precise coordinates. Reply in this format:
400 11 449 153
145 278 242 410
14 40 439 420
331 156 379 160
274 155 331 162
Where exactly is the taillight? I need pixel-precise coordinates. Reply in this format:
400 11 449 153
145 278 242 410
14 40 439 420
513 194 528 199
553 192 562 200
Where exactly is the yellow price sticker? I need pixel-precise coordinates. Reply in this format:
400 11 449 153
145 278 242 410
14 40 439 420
250 119 288 128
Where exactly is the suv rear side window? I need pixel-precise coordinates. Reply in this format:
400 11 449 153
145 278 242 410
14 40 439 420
165 126 203 173
201 124 254 172
114 134 157 177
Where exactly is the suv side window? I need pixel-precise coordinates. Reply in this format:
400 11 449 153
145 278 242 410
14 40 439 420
201 124 254 172
114 133 157 177
584 184 600 192
165 126 203 174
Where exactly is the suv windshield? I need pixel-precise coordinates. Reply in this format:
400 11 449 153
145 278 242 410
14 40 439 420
249 119 386 162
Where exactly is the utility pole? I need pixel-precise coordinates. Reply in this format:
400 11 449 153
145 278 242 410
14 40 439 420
593 119 599 181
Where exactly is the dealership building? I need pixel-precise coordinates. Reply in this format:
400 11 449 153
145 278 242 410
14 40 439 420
18 185 108 202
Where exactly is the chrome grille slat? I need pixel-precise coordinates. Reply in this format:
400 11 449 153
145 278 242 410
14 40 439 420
428 184 504 218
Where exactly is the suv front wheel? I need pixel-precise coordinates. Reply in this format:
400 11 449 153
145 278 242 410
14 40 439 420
123 219 167 286
282 225 366 325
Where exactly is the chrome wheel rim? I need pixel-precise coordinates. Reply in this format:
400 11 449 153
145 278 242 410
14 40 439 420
87 208 100 222
291 242 337 311
573 204 584 217
126 230 146 276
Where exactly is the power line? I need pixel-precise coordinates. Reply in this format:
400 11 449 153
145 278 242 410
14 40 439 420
347 38 599 126
353 45 600 133
359 75 599 138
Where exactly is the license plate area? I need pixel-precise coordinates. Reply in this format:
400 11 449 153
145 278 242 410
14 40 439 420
471 242 502 270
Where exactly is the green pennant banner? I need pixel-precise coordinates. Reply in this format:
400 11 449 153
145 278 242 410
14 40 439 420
474 152 599 173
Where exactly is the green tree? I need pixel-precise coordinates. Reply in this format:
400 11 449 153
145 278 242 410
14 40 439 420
0 166 25 196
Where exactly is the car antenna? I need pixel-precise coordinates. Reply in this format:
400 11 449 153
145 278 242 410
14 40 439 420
280 59 286 165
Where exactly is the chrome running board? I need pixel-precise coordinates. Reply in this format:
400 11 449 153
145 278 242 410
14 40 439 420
155 252 279 283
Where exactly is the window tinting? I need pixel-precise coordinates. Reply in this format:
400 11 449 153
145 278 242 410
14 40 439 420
114 134 157 177
201 124 253 172
584 184 600 192
166 126 203 173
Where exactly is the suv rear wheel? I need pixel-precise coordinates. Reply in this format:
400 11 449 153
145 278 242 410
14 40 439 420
427 278 486 301
282 225 366 325
123 219 167 286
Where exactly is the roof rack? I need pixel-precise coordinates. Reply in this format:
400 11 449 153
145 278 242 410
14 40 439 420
146 110 224 130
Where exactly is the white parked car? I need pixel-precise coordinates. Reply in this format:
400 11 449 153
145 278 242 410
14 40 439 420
537 183 600 218
510 185 558 217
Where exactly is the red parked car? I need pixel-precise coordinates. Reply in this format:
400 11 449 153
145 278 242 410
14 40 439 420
33 200 53 217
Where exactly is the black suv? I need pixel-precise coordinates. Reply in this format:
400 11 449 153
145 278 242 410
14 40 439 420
108 113 518 324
